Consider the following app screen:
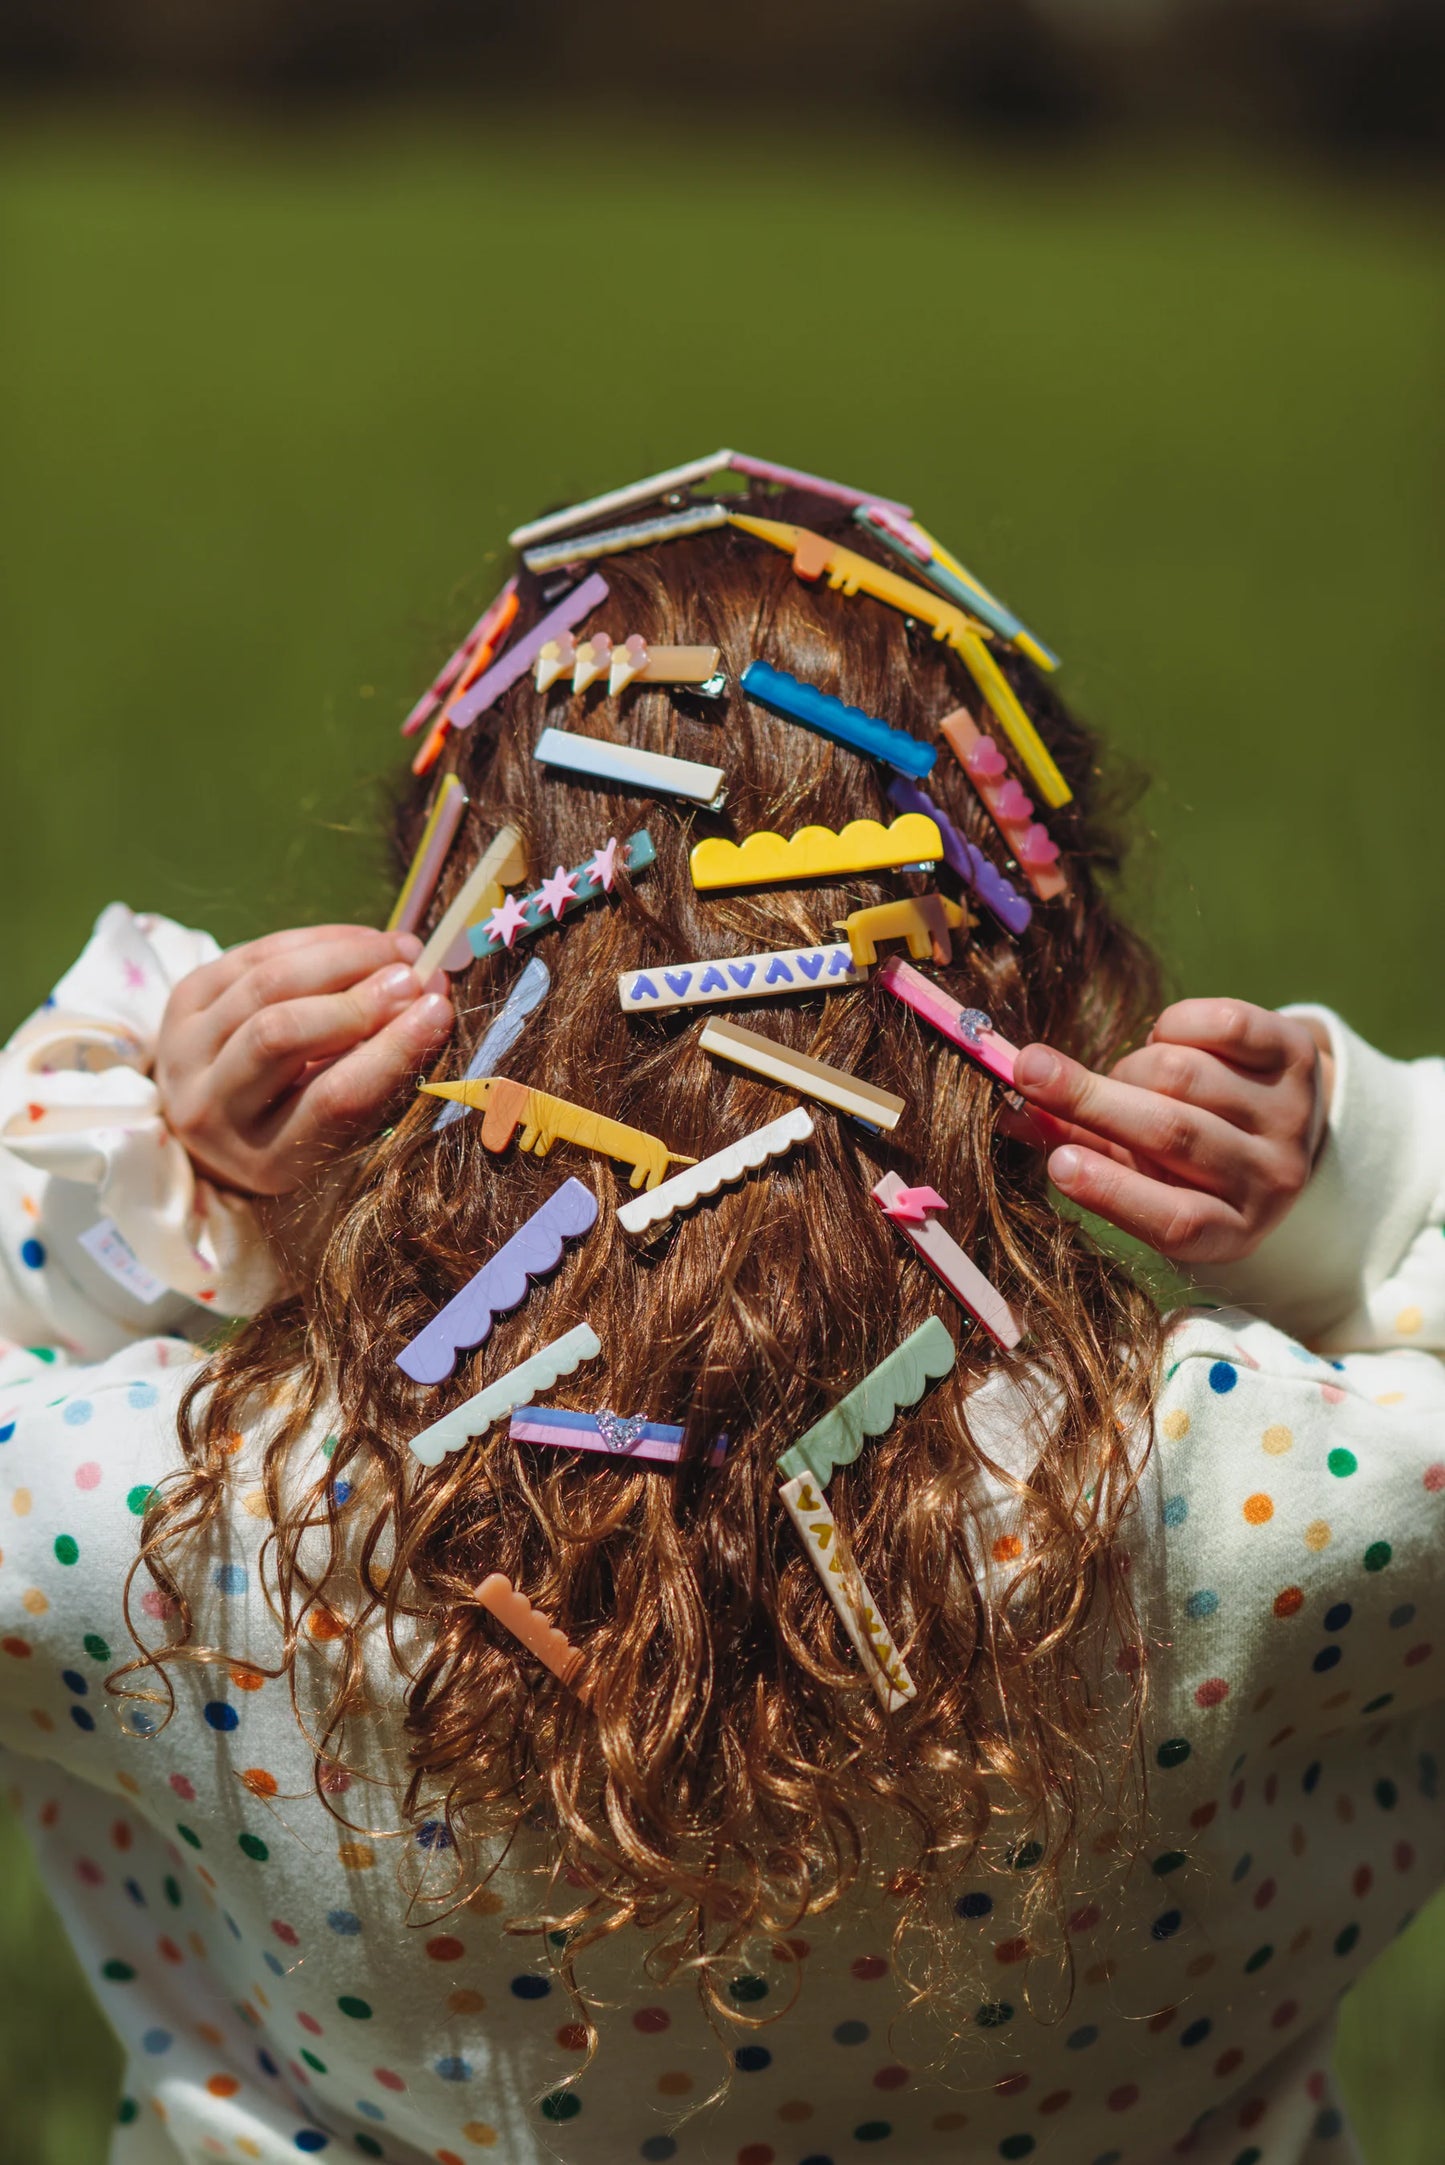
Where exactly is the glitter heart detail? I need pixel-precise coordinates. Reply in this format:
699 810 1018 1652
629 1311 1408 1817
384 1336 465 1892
595 1410 648 1454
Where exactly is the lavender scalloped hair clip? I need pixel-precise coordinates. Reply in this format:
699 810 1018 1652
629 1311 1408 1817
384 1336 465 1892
886 776 1032 936
396 1178 598 1385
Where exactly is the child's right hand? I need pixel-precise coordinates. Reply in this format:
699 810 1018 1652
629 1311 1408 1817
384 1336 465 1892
1011 999 1333 1267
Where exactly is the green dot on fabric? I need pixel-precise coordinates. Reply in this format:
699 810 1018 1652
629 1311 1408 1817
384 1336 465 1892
238 1833 269 1862
163 1876 182 1906
1328 1448 1358 1478
53 1535 79 1567
355 2141 383 2161
540 2091 582 2122
125 1485 154 1517
83 1632 111 1661
101 1959 136 1982
322 1436 338 1459
176 1824 202 1849
1363 1541 1392 1572
727 1974 769 2004
116 2098 138 2125
300 2049 327 2073
27 1347 57 1364
338 1995 373 2020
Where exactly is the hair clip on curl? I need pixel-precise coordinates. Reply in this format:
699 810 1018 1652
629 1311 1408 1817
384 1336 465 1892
872 1174 1021 1350
468 831 655 959
699 1017 905 1133
421 1076 695 1191
407 1323 602 1466
535 633 722 698
396 1179 598 1386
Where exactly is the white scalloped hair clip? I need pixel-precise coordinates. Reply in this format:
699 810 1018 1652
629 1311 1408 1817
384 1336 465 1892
406 1323 602 1467
616 1107 814 1237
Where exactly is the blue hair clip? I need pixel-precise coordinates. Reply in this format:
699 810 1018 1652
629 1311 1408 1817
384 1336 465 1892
740 662 936 780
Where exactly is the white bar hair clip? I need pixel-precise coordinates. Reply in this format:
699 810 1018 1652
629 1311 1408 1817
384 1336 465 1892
616 1107 814 1237
521 502 729 574
406 1323 602 1467
619 941 861 1013
535 632 723 698
534 725 726 810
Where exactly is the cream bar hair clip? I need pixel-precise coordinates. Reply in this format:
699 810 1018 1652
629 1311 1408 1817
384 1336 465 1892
619 942 861 1013
699 1016 905 1133
533 726 726 810
407 1324 602 1466
417 824 529 979
779 1473 915 1713
616 1107 814 1237
386 774 468 936
872 1174 1020 1350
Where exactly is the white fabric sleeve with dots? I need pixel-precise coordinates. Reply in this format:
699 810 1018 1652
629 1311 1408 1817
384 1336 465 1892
0 904 280 1359
1182 1007 1445 1356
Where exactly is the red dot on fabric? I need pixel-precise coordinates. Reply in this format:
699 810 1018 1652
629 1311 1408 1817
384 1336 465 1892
1306 2071 1327 2102
1353 1866 1373 1899
633 2008 670 2034
771 1936 810 1963
1230 1781 1247 1810
555 2023 588 2052
738 2148 775 2165
297 2013 323 2036
272 1922 299 1946
993 2073 1029 2098
1 1637 31 1659
168 1775 196 1802
1189 1802 1217 1830
76 1858 103 1886
39 1800 60 1828
1195 1678 1230 1708
1271 2000 1299 2030
110 1820 133 1851
874 2064 910 2090
157 1937 183 1964
1040 2090 1071 2113
1067 1905 1101 1934
426 1936 465 1962
437 2151 466 2165
1107 2084 1140 2111
1148 2006 1177 2034
74 1462 102 1490
1394 1842 1416 1872
373 2068 405 2091
851 1955 888 1981
1422 1464 1445 1492
1215 2048 1244 2079
994 1938 1029 1966
1404 1643 1433 1667
1238 2097 1266 2129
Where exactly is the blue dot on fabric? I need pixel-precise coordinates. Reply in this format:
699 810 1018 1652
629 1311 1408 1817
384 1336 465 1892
510 1974 550 2000
1091 2154 1123 2165
1185 1590 1219 1620
69 1706 96 1733
833 2020 870 2046
1361 1693 1394 1715
1151 1910 1182 1941
415 1820 453 1850
1313 1647 1343 1674
1162 1495 1188 1527
62 1399 93 1426
142 2028 173 2055
1302 1761 1322 1793
1324 1603 1353 1632
225 1913 243 1941
20 1239 45 1270
127 1382 159 1410
263 1952 285 1978
0 1422 14 1444
1314 2108 1345 2140
640 2141 678 2163
257 2049 279 2078
1231 1854 1253 1883
1208 1360 1238 1394
355 2099 384 2121
294 2136 329 2155
326 1910 361 1936
331 1481 352 1506
212 1565 247 1595
61 1669 88 1695
1180 2018 1212 2047
854 2128 892 2147
124 1880 146 1908
125 1708 157 1736
1374 1779 1398 1810
956 1891 993 1919
203 1701 239 1732
1388 1605 1416 1631
735 2045 772 2071
1066 2024 1099 2050
434 2056 472 2081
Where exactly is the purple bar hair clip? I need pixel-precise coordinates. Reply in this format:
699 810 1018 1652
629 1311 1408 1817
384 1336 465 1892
510 1406 728 1467
447 573 609 731
396 1178 598 1385
886 777 1032 937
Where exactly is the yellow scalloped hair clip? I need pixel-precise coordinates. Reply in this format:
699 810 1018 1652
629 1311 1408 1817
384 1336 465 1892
689 813 942 892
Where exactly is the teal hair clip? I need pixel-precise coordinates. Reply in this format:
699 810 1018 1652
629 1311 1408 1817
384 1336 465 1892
777 1316 956 1488
852 507 1060 674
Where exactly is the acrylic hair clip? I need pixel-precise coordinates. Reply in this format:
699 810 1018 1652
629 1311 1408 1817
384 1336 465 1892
690 813 941 892
395 1178 598 1386
535 633 722 697
873 956 1070 1147
872 1173 1021 1350
433 956 550 1131
619 942 861 1014
407 1323 602 1466
386 774 469 936
841 894 967 970
854 509 1059 675
937 709 1066 903
421 1075 695 1191
468 830 655 959
779 1474 916 1712
739 661 937 780
412 585 524 775
521 502 729 575
446 574 610 732
728 515 1071 810
699 1016 905 1133
533 726 726 811
478 1574 586 1691
885 777 1032 937
402 579 519 737
778 1316 956 1489
417 824 530 978
728 452 912 518
510 1407 728 1468
616 1106 815 1236
508 451 736 551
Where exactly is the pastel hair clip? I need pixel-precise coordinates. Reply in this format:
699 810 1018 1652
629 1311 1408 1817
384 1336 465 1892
885 776 1032 936
446 573 609 732
777 1315 956 1489
690 813 941 892
937 709 1066 903
728 451 912 518
619 942 861 1014
510 1406 728 1467
521 502 729 575
728 514 1071 810
873 956 1070 1146
407 1323 601 1465
699 1016 905 1133
402 578 520 737
417 824 530 979
853 508 1059 675
840 894 968 970
478 1574 586 1692
533 725 726 811
468 829 655 959
872 1173 1021 1350
386 774 469 936
616 1107 814 1236
395 1178 598 1386
778 1472 916 1713
739 661 937 780
506 449 910 554
535 632 723 698
433 955 550 1131
421 1075 695 1191
412 582 526 774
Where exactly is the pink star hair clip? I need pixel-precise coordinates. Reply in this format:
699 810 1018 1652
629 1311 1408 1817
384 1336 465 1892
468 831 654 960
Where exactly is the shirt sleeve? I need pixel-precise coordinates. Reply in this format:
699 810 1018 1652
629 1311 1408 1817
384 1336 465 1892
1182 1006 1445 1355
0 905 281 1361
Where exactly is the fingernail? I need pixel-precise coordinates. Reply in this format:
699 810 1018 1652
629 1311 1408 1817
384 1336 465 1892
1049 1146 1081 1186
1015 1045 1059 1091
378 964 420 1001
392 932 423 962
414 993 452 1028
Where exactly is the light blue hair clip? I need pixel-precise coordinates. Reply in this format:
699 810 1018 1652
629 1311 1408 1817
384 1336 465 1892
433 956 551 1131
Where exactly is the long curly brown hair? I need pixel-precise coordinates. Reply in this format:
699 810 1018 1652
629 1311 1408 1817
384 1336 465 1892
120 484 1167 2038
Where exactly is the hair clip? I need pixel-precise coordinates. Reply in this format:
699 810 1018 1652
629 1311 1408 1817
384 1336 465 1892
619 942 860 1014
533 726 726 811
936 710 1066 903
395 1178 598 1386
779 1473 916 1712
535 632 722 697
872 956 1070 1147
508 450 736 551
778 1316 956 1489
386 774 469 936
478 1574 586 1691
885 777 1032 937
854 509 1059 675
728 453 912 519
689 813 940 892
420 1075 694 1191
417 824 530 979
445 573 609 732
728 515 1071 811
616 1106 814 1236
739 661 936 780
433 956 550 1131
411 585 525 775
840 894 967 969
510 1406 728 1468
871 1173 1021 1350
402 579 519 737
521 503 729 575
468 830 655 959
407 1323 601 1465
699 1016 904 1132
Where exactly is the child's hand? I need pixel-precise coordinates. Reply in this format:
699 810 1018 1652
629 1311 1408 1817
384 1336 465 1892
155 924 453 1198
1011 999 1333 1266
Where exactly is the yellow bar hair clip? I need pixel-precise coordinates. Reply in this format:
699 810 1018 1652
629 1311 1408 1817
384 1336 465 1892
690 813 941 891
420 1075 695 1190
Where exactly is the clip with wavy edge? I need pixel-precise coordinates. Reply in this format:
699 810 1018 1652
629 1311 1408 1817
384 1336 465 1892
699 1017 905 1133
885 776 1032 937
420 1076 695 1191
777 1316 956 1489
840 893 968 970
872 1173 1021 1351
417 825 530 979
407 1323 602 1466
936 709 1066 903
446 573 610 732
395 1178 598 1387
690 814 940 892
433 956 550 1131
739 660 936 780
779 1474 916 1712
478 1574 586 1691
619 942 861 1014
386 774 469 936
533 726 726 811
522 502 729 575
469 830 655 958
616 1107 815 1237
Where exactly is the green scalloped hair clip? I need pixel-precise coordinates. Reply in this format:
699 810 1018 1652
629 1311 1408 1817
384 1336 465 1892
777 1316 956 1489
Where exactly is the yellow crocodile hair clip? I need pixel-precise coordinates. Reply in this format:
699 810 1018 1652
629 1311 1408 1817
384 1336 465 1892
420 1075 695 1191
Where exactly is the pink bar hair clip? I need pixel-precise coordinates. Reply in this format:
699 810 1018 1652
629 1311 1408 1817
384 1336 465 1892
938 709 1066 903
874 955 1070 1147
510 1406 728 1467
872 1173 1021 1350
386 773 468 936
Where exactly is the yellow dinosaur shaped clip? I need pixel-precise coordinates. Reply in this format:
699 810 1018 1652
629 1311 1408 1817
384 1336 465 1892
420 1075 695 1190
839 892 969 969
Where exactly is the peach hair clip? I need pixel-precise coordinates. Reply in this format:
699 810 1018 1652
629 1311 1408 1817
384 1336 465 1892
478 1575 586 1693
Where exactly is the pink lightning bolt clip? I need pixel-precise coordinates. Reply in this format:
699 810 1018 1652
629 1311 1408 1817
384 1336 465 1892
872 1174 1021 1349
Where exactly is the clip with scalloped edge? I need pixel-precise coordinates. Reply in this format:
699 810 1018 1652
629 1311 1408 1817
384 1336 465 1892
699 1016 904 1133
421 1075 695 1191
407 1323 602 1465
418 825 530 978
690 814 940 892
616 1106 814 1236
937 709 1066 902
839 894 968 970
395 1178 598 1386
885 776 1032 937
619 942 860 1014
533 726 726 811
478 1574 586 1691
522 502 729 574
468 830 655 958
386 774 469 936
739 661 936 779
778 1316 956 1490
779 1473 916 1712
872 1173 1020 1350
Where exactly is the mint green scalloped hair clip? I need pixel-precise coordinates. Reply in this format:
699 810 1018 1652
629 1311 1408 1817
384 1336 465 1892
778 1316 956 1490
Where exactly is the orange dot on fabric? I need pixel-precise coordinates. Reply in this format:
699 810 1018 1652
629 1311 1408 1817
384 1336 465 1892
116 1770 140 1797
241 1769 277 1799
1187 1953 1217 1979
657 2071 692 2096
229 1665 266 1692
777 2100 814 2122
1162 1409 1190 1442
1243 1494 1274 1526
1423 1464 1445 1493
22 1589 47 1616
448 1989 486 2016
634 2008 671 2034
771 1935 810 1962
850 1955 887 1981
991 1535 1022 1564
555 2023 588 2052
1085 1959 1116 1986
307 1608 346 1641
1261 1425 1293 1456
1274 1587 1305 1618
437 2150 465 2165
738 2146 775 2165
1040 2090 1072 2113
461 2127 498 2148
994 1937 1029 1966
426 1936 465 1963
1395 1305 1423 1336
196 2024 224 2047
157 1936 183 1964
241 1489 269 1519
466 1886 505 1916
11 1490 31 1518
933 2113 970 2132
337 1843 375 1871
30 1709 54 1732
1304 1520 1332 1552
994 2072 1029 2097
205 2075 240 2099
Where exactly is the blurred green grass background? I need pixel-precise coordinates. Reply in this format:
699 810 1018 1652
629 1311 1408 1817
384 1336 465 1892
0 110 1441 2163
